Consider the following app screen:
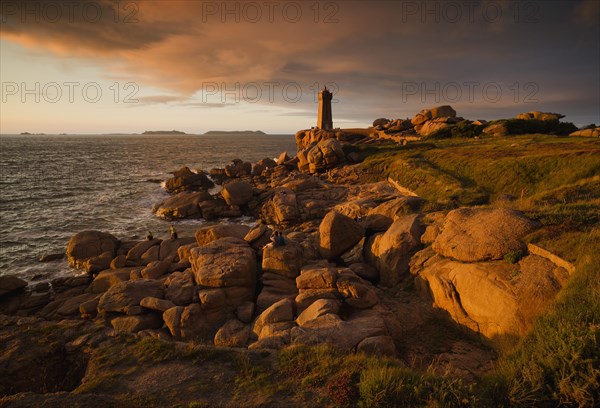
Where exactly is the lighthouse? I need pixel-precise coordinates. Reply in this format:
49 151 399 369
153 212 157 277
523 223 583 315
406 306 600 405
317 86 333 130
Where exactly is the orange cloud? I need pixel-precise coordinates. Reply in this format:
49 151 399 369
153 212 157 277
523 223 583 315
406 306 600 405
1 0 598 123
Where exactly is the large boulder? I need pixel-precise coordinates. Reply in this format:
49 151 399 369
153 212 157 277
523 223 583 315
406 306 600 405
303 138 346 174
483 122 508 137
432 207 537 262
516 111 564 121
252 158 277 176
262 241 304 279
0 276 28 297
373 118 390 127
348 263 379 283
163 304 215 340
365 214 424 287
295 289 339 311
97 280 164 314
291 309 388 351
153 191 211 219
189 238 256 324
340 238 365 265
334 198 378 220
319 211 365 260
296 298 341 327
165 166 214 193
411 105 456 125
253 297 295 339
214 319 252 347
164 270 197 306
140 296 176 312
413 252 570 338
336 272 378 309
357 336 396 357
296 267 338 290
111 314 163 333
244 223 273 251
89 268 136 293
294 264 342 312
158 237 196 262
140 260 171 280
569 127 600 137
276 151 291 165
195 224 251 246
366 196 424 230
295 128 336 150
66 230 119 270
222 181 254 206
126 239 161 266
271 188 298 225
411 106 459 136
84 251 114 274
224 159 252 178
177 243 198 262
418 120 452 136
197 197 241 220
430 105 457 118
140 245 160 265
257 241 303 311
190 237 256 288
197 287 255 322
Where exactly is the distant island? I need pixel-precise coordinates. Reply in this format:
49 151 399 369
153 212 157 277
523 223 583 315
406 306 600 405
142 130 186 135
20 132 46 135
203 130 266 135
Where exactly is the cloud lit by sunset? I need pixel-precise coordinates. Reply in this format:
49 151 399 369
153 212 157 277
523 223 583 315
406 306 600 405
1 0 599 133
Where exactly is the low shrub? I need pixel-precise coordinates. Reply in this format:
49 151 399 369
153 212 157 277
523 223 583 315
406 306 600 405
504 250 524 264
429 121 485 139
503 119 577 136
358 366 475 407
326 370 359 407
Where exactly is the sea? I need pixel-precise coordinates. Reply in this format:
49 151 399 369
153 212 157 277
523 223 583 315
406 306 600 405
0 133 297 282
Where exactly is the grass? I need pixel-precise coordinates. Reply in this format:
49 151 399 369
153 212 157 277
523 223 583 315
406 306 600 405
358 134 600 206
483 228 600 407
272 344 480 407
358 365 476 408
233 351 283 402
76 336 239 396
128 336 239 365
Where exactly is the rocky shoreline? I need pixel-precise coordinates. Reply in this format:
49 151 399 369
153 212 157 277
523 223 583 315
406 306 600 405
0 106 584 403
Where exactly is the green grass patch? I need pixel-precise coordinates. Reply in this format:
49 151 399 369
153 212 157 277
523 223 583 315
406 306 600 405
360 134 600 206
483 228 600 407
358 365 476 408
276 344 479 407
233 352 283 403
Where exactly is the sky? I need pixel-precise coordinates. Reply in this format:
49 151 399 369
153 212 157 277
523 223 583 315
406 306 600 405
1 0 599 134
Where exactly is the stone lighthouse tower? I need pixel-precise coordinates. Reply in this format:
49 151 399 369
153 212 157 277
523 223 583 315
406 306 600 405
317 86 333 130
